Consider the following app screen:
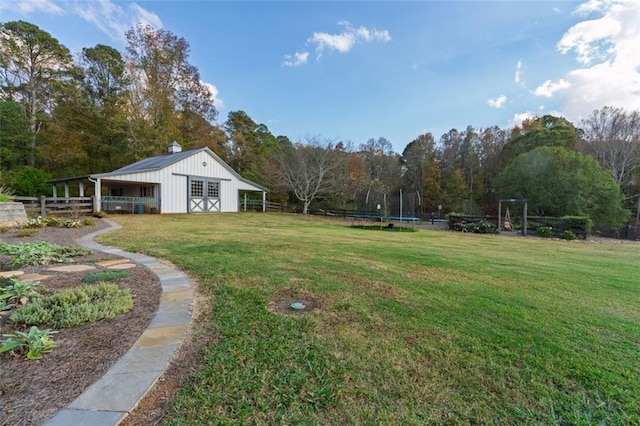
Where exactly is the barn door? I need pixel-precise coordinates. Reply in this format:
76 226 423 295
189 178 221 212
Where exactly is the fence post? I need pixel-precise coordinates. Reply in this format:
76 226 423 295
40 196 47 217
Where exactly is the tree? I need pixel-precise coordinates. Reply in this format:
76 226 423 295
0 21 76 166
221 110 280 182
40 44 132 176
3 165 51 196
125 23 217 157
494 146 627 226
272 138 342 214
580 106 640 193
500 115 578 171
401 133 439 215
0 100 30 170
357 137 401 213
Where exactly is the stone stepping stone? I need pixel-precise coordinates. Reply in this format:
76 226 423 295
96 259 132 267
107 263 136 270
20 273 52 281
48 264 96 273
0 270 24 278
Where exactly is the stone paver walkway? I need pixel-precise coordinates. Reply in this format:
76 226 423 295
44 220 194 426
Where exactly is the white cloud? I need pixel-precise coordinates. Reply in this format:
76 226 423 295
282 51 309 67
202 82 224 109
0 0 64 14
309 21 390 59
510 111 535 128
284 21 390 64
69 0 162 41
487 95 507 108
551 0 640 122
2 0 163 42
514 60 523 85
533 79 571 97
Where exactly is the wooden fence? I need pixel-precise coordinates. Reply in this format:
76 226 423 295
12 196 94 218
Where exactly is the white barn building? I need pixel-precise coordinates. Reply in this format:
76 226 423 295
52 142 267 214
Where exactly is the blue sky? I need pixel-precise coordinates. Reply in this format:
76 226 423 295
1 0 639 154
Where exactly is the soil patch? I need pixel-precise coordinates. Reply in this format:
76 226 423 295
0 219 161 426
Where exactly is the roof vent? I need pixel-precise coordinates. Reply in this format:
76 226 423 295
168 141 182 154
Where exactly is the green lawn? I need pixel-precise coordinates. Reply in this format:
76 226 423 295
99 213 640 425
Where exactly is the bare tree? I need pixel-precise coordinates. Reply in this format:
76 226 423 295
272 137 342 214
581 106 640 191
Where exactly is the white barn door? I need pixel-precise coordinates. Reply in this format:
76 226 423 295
189 177 221 212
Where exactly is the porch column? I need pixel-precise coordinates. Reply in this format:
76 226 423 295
262 191 266 212
52 185 58 198
79 182 85 197
93 178 101 212
64 183 70 200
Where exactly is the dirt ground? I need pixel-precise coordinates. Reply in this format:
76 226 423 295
0 219 200 426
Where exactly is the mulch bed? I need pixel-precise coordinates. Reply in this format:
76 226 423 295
0 219 162 426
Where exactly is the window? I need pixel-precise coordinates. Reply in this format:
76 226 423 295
140 186 154 197
191 180 204 197
207 181 219 198
109 188 123 196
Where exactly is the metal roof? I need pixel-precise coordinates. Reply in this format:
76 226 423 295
106 148 207 175
89 147 268 192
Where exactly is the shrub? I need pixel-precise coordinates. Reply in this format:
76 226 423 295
561 230 577 240
536 226 553 238
0 326 58 360
0 277 15 289
59 219 83 228
82 218 95 226
81 270 131 284
0 194 12 202
21 216 47 229
3 166 51 197
10 283 133 328
0 280 42 310
92 211 107 218
14 228 39 237
0 242 91 267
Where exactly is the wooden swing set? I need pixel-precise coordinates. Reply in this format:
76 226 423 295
497 198 528 235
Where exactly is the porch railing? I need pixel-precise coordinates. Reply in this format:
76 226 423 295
101 196 160 214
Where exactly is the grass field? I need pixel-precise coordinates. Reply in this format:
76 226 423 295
99 213 640 425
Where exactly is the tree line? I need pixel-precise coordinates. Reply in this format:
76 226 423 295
1 21 638 226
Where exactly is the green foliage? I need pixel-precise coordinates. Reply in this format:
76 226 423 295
21 216 47 229
3 166 52 197
92 210 107 218
81 269 130 283
22 215 92 229
10 283 133 328
527 216 592 238
0 277 14 289
0 279 42 310
0 100 30 170
501 115 578 167
0 194 12 202
0 326 58 360
494 147 628 226
561 230 577 240
536 226 553 238
0 242 91 267
448 214 498 234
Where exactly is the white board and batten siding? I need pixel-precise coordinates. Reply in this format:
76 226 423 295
95 147 266 214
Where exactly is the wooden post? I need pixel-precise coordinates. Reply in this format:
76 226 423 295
40 196 46 217
497 201 502 234
522 200 528 236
